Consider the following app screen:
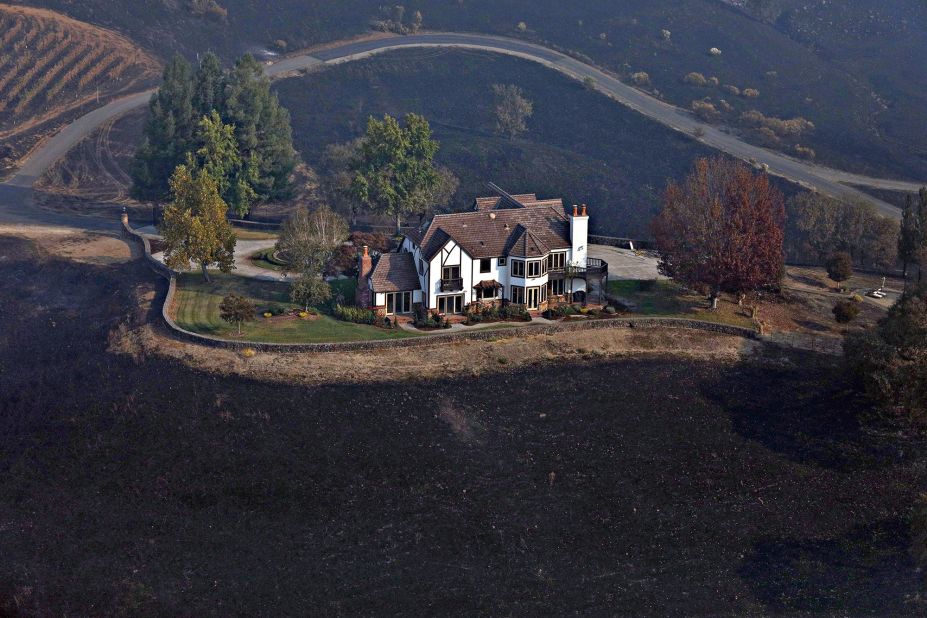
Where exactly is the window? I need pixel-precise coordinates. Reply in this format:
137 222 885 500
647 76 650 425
550 279 565 297
497 257 506 267
438 294 464 314
385 291 412 315
527 259 546 278
540 286 548 303
549 252 566 270
476 286 498 301
511 285 525 305
442 265 460 280
512 260 525 278
480 258 492 273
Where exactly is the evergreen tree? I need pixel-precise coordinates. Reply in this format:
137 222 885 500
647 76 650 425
131 55 195 201
223 54 297 203
899 194 920 282
131 53 296 214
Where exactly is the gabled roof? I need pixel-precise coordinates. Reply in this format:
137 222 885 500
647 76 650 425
415 202 572 261
369 252 419 292
506 225 552 258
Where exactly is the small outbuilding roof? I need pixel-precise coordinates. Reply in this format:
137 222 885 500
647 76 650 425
369 252 419 292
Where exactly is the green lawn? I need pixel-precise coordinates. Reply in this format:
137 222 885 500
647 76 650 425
233 227 279 241
249 249 286 272
607 279 757 330
173 273 413 343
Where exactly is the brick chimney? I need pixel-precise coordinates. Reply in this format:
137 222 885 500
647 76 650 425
355 245 373 308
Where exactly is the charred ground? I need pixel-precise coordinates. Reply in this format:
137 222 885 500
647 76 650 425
0 233 924 615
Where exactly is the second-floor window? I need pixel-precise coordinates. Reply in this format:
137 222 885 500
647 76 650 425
480 258 492 273
548 252 565 270
442 265 460 280
512 260 525 278
527 259 547 278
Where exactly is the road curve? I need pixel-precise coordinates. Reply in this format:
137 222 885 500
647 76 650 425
4 31 925 227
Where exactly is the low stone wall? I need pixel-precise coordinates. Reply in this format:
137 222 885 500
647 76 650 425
121 216 759 353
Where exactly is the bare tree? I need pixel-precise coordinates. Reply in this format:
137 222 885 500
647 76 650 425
276 205 349 276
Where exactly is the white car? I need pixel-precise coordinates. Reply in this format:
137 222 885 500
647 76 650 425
867 289 887 299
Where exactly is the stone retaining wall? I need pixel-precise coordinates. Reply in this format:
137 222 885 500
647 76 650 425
121 217 760 353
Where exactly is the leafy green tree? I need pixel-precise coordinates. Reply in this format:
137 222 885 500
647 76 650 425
351 113 440 234
492 84 533 139
159 163 236 282
825 251 853 288
192 111 258 217
291 276 332 311
219 293 255 335
192 52 224 115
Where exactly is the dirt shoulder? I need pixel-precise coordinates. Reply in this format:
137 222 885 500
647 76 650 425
120 316 763 387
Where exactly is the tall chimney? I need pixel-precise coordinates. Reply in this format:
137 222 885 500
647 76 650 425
572 204 579 217
581 204 588 217
355 246 373 308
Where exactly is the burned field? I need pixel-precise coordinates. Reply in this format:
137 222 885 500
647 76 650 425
0 234 925 615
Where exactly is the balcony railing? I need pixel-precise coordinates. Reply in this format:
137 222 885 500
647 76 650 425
440 277 464 292
547 258 608 280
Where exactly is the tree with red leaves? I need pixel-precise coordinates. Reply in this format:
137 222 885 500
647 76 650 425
651 157 785 309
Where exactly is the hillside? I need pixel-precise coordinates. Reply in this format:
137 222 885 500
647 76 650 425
277 49 716 238
17 0 927 183
0 4 160 178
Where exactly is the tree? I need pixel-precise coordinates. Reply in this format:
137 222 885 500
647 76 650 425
844 286 927 423
192 111 258 217
492 84 533 139
275 206 348 276
291 275 332 311
219 293 255 335
131 52 296 214
786 192 898 269
131 55 195 201
158 163 236 282
651 157 785 309
825 251 853 288
899 194 920 282
351 113 440 234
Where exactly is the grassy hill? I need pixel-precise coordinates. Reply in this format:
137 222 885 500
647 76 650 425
18 0 927 183
276 50 716 238
0 4 160 178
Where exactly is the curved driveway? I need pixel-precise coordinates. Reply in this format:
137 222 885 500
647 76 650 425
3 31 924 228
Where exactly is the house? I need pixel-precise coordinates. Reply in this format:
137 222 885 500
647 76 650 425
356 188 607 316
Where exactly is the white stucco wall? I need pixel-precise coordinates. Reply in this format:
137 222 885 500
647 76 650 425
570 214 589 267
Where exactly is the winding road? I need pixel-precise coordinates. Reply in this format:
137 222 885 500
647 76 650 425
2 31 924 229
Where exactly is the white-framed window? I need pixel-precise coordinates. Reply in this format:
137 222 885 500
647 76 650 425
476 286 498 301
549 252 566 270
526 286 541 310
550 279 565 296
511 285 525 305
497 257 506 267
512 260 525 278
438 294 464 314
385 291 413 315
527 259 547 278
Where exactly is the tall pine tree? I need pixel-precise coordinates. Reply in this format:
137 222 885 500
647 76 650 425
130 52 296 213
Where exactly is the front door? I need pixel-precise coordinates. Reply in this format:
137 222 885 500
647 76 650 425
526 286 540 311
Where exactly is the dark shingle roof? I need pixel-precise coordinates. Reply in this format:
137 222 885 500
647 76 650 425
507 225 552 258
369 252 420 292
416 203 571 260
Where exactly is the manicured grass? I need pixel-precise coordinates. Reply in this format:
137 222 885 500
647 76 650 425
233 227 279 241
249 249 286 272
607 279 757 329
173 273 413 343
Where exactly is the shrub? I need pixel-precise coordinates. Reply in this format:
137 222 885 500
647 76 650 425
516 21 527 32
263 312 273 318
742 88 760 98
334 304 376 325
833 300 860 323
240 347 256 358
630 72 651 86
691 100 720 122
723 84 741 96
684 72 708 87
604 306 617 314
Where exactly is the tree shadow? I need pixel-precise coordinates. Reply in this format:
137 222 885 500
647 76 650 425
738 519 924 614
700 359 906 471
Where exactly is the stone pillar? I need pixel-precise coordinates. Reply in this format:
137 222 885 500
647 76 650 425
355 245 373 308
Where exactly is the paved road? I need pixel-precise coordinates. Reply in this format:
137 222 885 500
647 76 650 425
3 31 924 231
